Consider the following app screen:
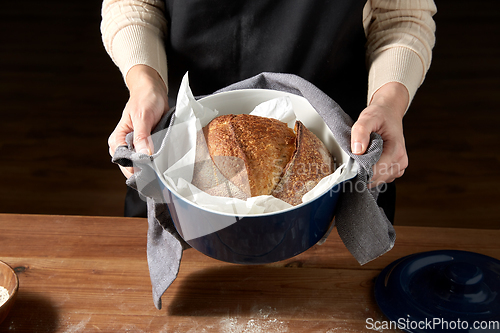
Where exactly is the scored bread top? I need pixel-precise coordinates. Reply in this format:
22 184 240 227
271 121 334 206
203 114 296 197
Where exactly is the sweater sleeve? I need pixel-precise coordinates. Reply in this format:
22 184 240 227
100 0 168 90
363 0 437 108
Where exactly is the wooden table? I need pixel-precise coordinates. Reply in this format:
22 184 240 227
1 214 499 332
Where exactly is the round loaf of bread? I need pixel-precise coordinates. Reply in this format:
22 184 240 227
195 114 334 206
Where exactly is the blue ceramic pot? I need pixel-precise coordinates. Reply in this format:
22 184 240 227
163 179 341 264
157 89 352 264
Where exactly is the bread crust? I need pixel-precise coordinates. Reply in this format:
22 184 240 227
203 114 296 197
271 121 334 206
198 114 334 206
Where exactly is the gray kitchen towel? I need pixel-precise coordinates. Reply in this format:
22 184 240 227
113 72 396 309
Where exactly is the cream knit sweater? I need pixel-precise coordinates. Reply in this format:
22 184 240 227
101 0 436 107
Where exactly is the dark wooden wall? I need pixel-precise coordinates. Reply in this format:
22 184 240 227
1 1 499 229
395 0 500 229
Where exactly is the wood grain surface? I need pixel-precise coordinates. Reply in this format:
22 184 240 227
1 214 499 332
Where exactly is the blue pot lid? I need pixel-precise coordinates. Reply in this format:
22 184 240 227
374 250 500 333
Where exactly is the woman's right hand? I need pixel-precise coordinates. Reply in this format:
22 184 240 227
108 65 169 178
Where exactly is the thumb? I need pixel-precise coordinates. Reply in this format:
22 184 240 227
132 120 153 155
351 114 377 155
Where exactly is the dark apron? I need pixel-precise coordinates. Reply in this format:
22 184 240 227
164 0 368 119
125 0 396 222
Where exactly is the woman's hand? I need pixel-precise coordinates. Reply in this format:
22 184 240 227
351 82 409 188
108 65 169 178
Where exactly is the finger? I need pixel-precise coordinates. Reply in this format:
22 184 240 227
131 112 156 155
108 117 133 157
109 122 135 179
368 164 406 189
369 145 408 187
132 122 153 155
119 165 134 179
351 113 378 155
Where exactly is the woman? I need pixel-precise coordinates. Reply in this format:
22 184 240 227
101 0 437 220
